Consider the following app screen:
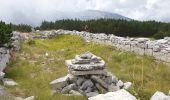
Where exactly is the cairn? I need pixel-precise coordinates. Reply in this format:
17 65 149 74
50 52 130 98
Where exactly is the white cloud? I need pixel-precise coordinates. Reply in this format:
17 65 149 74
0 0 169 26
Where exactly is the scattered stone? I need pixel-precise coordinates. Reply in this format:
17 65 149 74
2 78 18 86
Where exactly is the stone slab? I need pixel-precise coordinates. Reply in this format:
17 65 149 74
65 60 105 71
69 69 107 76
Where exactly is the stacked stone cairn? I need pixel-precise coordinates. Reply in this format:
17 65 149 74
50 52 131 98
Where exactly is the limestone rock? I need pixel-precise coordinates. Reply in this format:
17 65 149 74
88 89 137 100
151 91 170 100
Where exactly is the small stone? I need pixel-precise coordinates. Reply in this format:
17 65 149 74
79 52 93 59
95 83 107 94
50 75 69 90
85 87 93 93
76 77 86 86
86 92 99 98
0 72 5 79
80 80 94 90
108 84 120 92
69 90 82 96
117 80 124 89
2 78 18 86
91 75 108 89
24 96 34 100
168 90 170 96
123 82 132 90
61 83 77 93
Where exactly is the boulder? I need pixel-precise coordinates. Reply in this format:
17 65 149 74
151 91 170 100
88 89 137 100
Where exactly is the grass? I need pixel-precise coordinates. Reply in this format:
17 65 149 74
5 34 170 100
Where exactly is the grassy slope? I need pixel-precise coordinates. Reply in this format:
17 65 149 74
5 35 170 100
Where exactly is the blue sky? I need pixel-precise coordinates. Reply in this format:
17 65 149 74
0 0 170 25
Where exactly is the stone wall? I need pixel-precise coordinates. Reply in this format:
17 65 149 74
0 31 22 78
40 30 170 66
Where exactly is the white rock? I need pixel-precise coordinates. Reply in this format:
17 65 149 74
24 96 34 100
0 72 5 79
2 78 18 86
88 89 137 100
45 52 48 57
123 82 132 90
117 80 124 88
150 91 170 100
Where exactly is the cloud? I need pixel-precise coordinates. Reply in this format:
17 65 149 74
0 0 169 26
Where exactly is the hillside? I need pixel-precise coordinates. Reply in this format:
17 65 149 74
4 33 170 100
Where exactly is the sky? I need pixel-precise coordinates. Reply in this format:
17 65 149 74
0 0 170 26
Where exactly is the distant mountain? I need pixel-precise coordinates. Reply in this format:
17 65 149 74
71 10 131 21
3 10 131 26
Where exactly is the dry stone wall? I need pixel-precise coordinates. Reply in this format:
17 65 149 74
41 30 170 66
0 31 23 79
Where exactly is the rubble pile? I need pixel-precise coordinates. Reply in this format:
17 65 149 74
50 52 131 98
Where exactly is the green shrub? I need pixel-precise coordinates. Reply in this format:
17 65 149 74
153 31 170 39
27 40 36 45
0 21 12 46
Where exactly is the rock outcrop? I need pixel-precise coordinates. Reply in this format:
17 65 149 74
50 52 132 98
